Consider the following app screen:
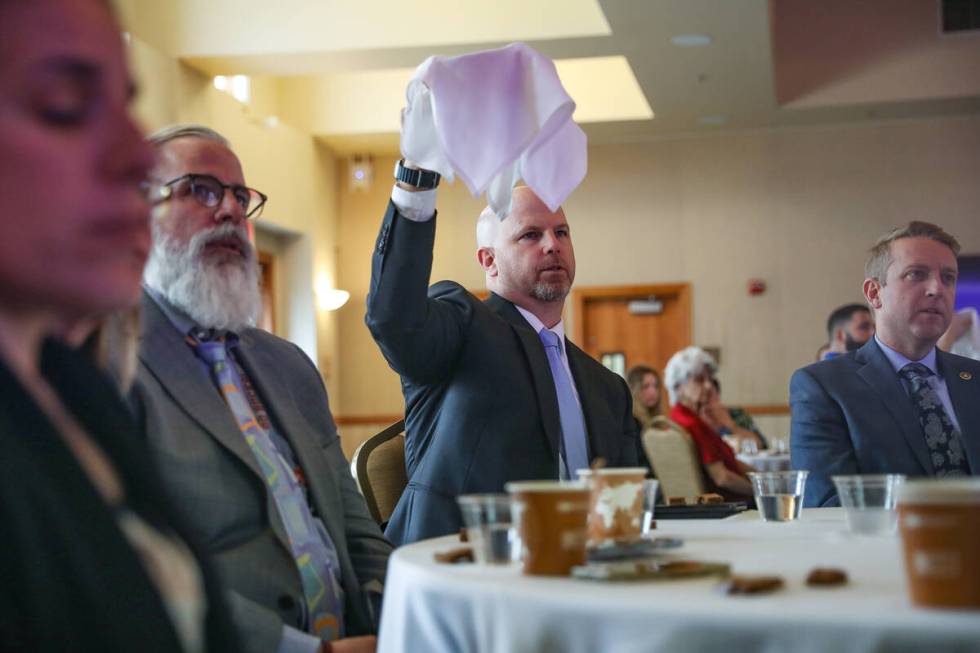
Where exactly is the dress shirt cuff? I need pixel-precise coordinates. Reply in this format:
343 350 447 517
276 625 323 653
391 184 437 222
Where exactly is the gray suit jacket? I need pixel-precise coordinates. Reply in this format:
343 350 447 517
134 293 392 653
366 202 640 545
790 338 980 507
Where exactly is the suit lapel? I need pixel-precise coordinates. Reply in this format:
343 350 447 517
486 294 562 464
938 349 980 472
565 342 610 463
855 340 934 474
233 335 347 552
139 294 265 482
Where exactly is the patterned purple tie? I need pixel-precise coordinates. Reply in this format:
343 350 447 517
899 363 970 477
193 338 345 640
539 329 590 478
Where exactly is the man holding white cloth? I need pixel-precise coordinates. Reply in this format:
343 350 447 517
366 44 640 545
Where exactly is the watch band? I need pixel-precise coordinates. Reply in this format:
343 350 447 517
394 160 440 189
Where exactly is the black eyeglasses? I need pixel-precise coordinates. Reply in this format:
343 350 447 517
162 173 267 219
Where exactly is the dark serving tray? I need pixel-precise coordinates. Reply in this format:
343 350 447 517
655 501 749 519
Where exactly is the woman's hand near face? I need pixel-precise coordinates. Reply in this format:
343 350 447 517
699 385 728 427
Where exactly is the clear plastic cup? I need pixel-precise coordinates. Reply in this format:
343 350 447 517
748 471 809 522
641 479 659 534
832 474 905 535
456 494 515 564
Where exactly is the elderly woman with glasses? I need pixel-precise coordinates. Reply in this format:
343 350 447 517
664 347 755 500
0 1 238 650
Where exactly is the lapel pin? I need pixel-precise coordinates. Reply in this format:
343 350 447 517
960 371 973 381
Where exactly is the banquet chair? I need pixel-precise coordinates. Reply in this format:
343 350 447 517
642 417 707 503
350 419 407 525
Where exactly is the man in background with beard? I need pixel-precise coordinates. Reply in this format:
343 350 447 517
136 125 389 653
366 168 640 545
822 303 875 360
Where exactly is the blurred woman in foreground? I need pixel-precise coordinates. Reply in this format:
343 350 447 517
0 1 237 650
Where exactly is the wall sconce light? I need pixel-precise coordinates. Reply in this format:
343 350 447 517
315 275 350 311
349 154 374 192
318 289 350 311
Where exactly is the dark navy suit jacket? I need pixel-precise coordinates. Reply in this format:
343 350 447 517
790 338 980 507
366 201 639 545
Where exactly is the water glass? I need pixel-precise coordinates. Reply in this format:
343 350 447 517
748 471 808 522
832 474 905 535
457 494 515 564
641 479 659 534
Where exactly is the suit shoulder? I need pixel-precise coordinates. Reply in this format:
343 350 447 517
794 353 859 381
428 280 476 301
242 329 310 361
941 350 980 374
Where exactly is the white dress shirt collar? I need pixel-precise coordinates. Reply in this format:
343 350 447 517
514 305 566 349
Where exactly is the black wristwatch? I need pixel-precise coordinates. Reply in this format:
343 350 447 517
394 159 440 190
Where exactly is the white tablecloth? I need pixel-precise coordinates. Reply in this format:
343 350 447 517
737 452 792 471
377 508 980 653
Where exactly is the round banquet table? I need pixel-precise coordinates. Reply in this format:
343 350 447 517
377 508 980 653
737 452 792 471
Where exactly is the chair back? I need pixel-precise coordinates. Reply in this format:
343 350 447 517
350 420 406 524
642 416 707 503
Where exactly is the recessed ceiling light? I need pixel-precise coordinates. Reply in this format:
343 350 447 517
671 34 712 47
699 115 728 126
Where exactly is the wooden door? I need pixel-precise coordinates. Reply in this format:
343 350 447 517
257 250 276 334
572 284 692 377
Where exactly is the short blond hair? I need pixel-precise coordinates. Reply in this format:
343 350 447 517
865 221 960 284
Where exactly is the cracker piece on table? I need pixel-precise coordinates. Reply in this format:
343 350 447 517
434 547 474 564
722 575 784 595
806 568 848 587
696 493 725 504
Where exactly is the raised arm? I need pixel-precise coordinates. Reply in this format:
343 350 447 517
365 197 475 385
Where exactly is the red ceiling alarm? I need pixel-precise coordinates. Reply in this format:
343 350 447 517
748 279 766 296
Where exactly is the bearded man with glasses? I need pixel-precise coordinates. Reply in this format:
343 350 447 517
134 124 390 653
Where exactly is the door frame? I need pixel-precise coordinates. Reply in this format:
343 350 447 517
571 283 693 357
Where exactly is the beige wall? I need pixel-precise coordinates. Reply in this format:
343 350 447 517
126 36 344 405
122 28 980 456
335 115 980 450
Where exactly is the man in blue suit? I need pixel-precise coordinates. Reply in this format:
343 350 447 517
791 221 980 507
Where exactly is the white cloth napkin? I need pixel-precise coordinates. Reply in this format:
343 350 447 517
950 307 980 361
400 42 587 218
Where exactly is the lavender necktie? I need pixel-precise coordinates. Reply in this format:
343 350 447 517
538 329 590 478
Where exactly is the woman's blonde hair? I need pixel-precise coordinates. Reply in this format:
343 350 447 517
81 307 142 394
626 364 662 430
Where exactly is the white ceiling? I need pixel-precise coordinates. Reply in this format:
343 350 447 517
117 0 980 155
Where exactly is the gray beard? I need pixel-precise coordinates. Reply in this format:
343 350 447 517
143 223 262 332
531 281 570 303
